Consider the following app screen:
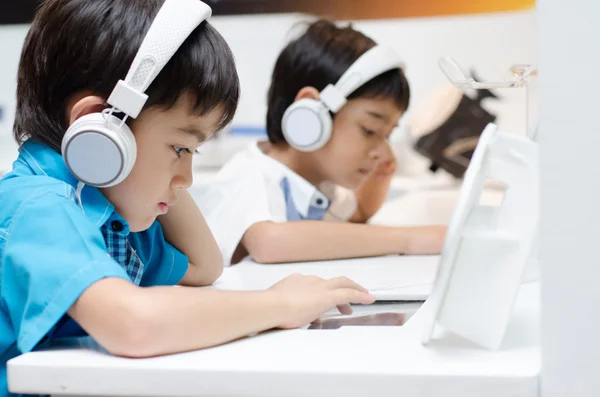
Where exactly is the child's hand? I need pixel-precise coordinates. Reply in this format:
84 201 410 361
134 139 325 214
351 143 398 222
405 225 448 255
357 142 397 186
370 142 397 179
268 274 375 329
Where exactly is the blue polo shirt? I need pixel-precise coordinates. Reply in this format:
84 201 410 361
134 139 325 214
0 141 189 396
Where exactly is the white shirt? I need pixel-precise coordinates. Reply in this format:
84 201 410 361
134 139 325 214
193 143 358 266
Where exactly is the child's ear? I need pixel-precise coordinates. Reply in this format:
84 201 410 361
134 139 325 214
294 86 320 102
67 95 108 126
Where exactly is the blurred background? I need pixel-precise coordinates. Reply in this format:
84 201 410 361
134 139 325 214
0 0 537 177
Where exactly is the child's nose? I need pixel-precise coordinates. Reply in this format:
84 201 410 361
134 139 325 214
369 143 385 160
172 163 194 190
370 140 393 162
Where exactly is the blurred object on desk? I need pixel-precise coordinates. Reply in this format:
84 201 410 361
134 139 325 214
410 75 500 179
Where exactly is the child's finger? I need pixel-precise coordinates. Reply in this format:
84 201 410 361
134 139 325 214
326 276 369 293
376 160 397 176
336 304 353 315
332 288 376 306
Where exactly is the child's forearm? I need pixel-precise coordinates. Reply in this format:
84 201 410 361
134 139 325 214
69 275 374 358
158 190 223 286
351 167 395 223
138 286 288 354
68 278 287 357
352 141 397 223
242 221 445 264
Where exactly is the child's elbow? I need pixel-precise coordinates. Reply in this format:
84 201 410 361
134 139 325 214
193 263 223 286
243 223 284 264
247 241 280 264
70 279 166 358
248 247 279 264
200 246 225 283
100 302 163 358
204 264 224 284
183 260 224 287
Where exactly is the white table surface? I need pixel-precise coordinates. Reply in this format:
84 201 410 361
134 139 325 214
8 282 540 397
213 255 440 301
8 179 538 397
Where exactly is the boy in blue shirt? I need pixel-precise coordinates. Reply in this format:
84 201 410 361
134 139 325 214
0 1 374 394
196 20 447 265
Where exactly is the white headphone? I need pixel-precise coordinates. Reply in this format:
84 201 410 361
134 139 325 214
281 45 404 152
61 0 212 188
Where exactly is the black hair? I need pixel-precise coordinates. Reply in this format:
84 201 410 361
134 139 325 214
266 19 410 144
14 0 240 152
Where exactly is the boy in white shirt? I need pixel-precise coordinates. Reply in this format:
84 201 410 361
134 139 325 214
197 19 447 265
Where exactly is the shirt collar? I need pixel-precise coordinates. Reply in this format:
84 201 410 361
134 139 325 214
249 142 329 217
15 141 120 228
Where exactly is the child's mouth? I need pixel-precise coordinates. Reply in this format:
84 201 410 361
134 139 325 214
158 202 169 214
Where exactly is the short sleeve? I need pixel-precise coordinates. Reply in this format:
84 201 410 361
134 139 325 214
1 192 130 354
131 221 189 287
319 182 358 222
192 165 282 266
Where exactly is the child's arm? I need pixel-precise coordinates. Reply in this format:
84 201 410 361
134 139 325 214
351 142 397 223
68 275 374 357
242 221 446 264
158 190 223 286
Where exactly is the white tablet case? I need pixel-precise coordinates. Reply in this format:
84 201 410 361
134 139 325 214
421 123 539 350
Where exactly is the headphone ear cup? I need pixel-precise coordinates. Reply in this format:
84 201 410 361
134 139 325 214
62 112 137 187
281 98 332 152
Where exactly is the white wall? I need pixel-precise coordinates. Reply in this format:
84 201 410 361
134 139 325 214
209 10 537 173
538 1 600 396
211 10 537 134
0 10 536 172
0 25 27 173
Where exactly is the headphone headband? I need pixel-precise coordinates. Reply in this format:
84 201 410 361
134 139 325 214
320 45 405 113
107 0 212 119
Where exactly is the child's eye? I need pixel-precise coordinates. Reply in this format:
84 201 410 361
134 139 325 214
172 146 199 157
173 145 201 158
362 126 376 136
173 146 187 157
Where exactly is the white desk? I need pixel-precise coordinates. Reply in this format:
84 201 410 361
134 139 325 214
213 255 439 301
8 282 540 397
8 183 538 397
